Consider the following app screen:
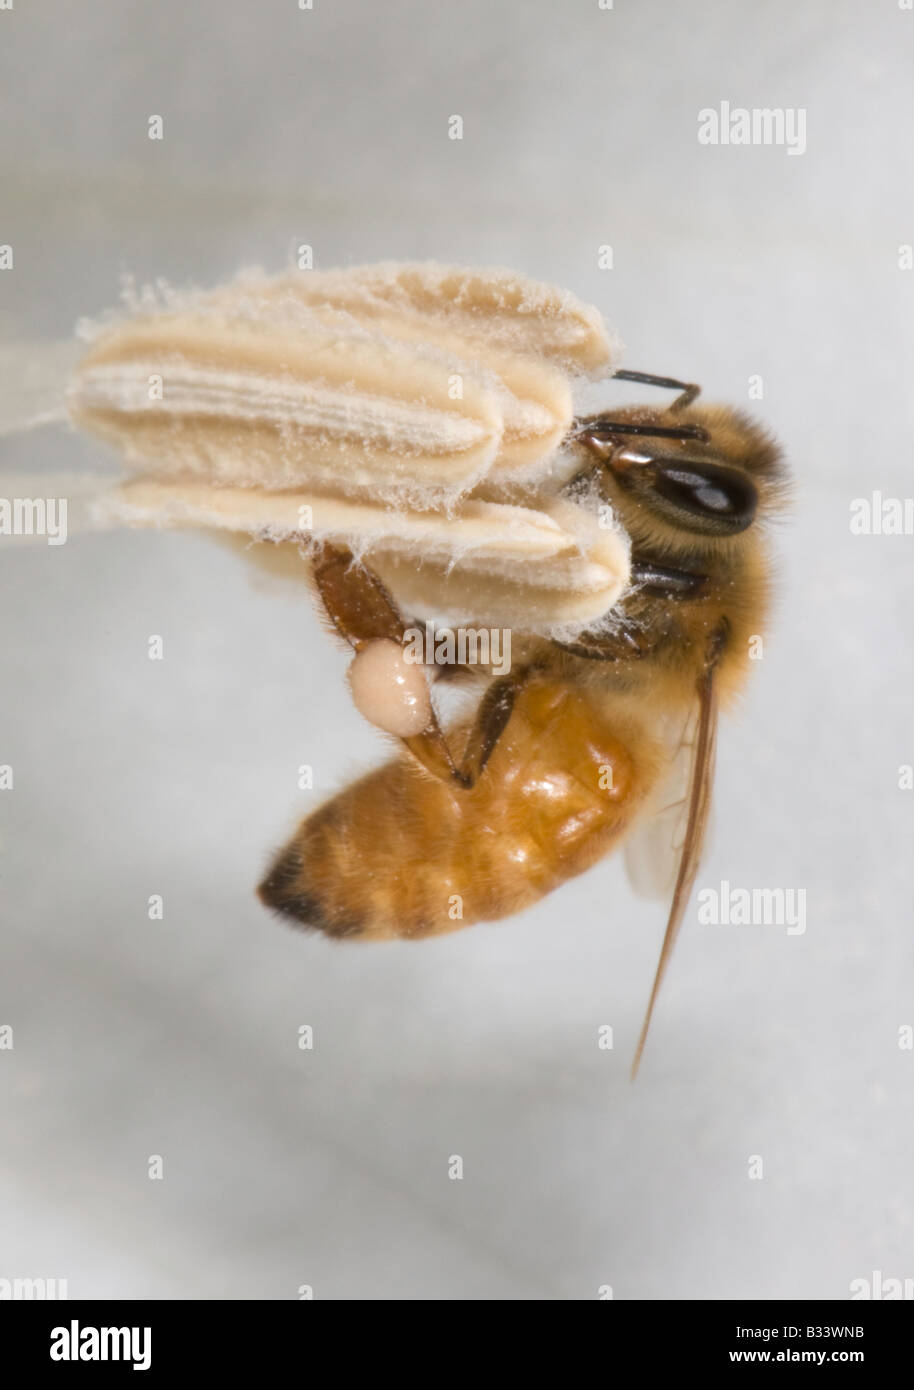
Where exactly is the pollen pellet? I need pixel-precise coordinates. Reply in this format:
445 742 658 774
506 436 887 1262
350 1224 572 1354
347 639 433 738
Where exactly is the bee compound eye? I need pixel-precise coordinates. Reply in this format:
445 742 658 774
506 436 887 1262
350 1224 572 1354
651 459 758 533
347 638 433 738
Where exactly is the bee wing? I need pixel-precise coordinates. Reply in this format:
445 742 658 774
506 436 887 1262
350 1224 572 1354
623 704 702 901
630 656 721 1077
98 479 631 635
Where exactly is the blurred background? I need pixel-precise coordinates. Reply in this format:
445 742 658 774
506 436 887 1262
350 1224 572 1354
1 0 912 1299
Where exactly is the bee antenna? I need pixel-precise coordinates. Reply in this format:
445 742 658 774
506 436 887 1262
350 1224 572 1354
576 420 710 445
612 369 701 410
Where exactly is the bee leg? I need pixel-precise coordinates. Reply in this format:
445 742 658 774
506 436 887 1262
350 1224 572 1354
311 542 407 645
404 669 527 789
311 541 523 788
552 625 658 661
312 541 447 748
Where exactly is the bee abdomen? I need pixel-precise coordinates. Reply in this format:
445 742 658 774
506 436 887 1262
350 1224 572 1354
257 682 658 941
257 845 363 940
258 760 480 940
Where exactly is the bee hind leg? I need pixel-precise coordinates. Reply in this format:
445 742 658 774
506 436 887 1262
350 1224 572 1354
311 541 527 789
311 542 407 646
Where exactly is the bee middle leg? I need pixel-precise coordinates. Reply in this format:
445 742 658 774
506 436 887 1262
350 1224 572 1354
311 542 527 789
552 625 657 661
404 668 529 789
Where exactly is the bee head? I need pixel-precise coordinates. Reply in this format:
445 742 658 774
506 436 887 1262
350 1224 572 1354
577 400 787 561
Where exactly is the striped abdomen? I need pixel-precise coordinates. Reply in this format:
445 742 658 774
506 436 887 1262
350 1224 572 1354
258 678 660 940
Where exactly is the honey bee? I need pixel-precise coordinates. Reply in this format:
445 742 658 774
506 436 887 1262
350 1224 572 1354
62 264 787 1070
257 371 788 1072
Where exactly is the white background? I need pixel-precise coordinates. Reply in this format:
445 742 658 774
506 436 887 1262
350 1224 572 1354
1 0 912 1299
